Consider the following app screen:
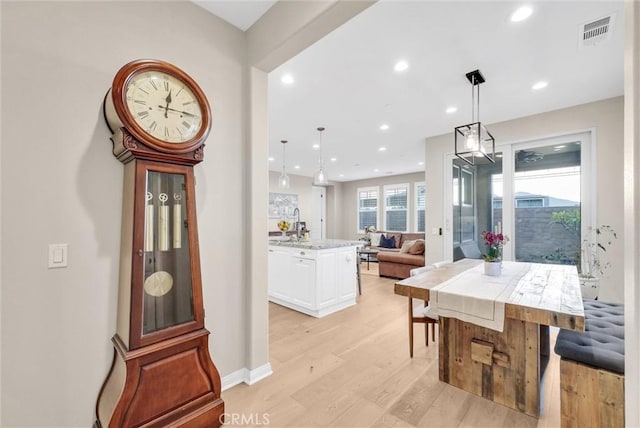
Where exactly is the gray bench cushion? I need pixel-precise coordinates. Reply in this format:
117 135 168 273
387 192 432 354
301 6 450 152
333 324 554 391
554 299 624 374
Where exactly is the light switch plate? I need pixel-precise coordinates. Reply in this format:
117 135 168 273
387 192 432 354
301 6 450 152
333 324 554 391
48 244 68 268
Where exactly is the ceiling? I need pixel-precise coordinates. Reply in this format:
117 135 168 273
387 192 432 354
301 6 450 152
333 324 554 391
194 0 277 31
198 1 624 183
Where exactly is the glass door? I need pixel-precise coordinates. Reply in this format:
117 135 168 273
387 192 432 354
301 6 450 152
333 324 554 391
445 132 591 263
511 142 582 264
452 160 477 260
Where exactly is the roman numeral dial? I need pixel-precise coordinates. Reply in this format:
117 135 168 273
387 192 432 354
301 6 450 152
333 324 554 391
124 70 203 144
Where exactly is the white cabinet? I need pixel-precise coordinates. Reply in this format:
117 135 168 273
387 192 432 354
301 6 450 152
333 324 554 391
268 244 358 318
291 256 315 309
268 246 290 300
336 247 357 300
316 251 337 308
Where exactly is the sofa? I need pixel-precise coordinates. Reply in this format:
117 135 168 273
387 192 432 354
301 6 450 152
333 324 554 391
369 231 425 279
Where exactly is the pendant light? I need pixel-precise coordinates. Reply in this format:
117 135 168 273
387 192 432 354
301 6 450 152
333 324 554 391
313 127 328 186
278 140 290 189
454 69 495 165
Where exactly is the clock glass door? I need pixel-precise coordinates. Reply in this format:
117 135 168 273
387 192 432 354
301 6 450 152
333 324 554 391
142 170 194 334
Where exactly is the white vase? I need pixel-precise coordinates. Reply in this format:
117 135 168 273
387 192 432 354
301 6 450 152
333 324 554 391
484 261 501 277
579 277 600 300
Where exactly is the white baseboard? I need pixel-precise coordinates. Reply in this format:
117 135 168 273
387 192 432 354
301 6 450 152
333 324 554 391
221 362 273 391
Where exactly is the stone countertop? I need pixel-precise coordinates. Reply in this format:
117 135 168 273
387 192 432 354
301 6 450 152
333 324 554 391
268 238 362 250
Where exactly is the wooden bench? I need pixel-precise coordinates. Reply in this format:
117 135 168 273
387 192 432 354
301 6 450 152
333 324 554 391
554 299 625 427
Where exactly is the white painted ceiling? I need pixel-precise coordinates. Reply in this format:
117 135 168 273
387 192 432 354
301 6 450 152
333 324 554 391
194 0 277 31
199 1 624 183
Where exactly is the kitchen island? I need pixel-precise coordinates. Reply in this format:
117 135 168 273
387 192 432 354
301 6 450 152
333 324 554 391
268 239 361 318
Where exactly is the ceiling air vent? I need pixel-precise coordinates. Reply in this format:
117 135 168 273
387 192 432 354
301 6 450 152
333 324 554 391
579 14 615 49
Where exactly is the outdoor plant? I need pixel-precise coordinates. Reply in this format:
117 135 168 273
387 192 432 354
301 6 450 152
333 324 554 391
546 209 581 265
481 230 509 262
580 225 617 278
550 210 580 237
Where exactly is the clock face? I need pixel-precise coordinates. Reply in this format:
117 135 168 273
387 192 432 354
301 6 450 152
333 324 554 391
143 271 174 297
125 71 203 144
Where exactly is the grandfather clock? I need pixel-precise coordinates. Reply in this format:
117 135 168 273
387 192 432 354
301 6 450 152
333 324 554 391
95 59 224 427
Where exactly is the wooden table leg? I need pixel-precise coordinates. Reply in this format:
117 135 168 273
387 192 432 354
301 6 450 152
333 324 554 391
438 317 541 417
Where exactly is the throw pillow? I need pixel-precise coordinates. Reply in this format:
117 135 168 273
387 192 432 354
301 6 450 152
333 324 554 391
385 232 402 248
408 240 425 255
369 232 382 247
379 235 396 248
400 240 416 253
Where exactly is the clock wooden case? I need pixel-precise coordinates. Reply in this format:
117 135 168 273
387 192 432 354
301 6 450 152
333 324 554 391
95 59 224 427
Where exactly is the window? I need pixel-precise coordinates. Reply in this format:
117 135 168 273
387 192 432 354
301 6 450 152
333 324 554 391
445 132 591 263
415 182 425 232
515 198 544 208
384 184 408 232
357 187 378 232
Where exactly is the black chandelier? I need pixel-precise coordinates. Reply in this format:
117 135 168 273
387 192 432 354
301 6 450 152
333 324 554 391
454 69 495 165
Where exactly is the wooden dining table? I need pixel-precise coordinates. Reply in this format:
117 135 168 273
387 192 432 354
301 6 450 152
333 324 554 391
394 258 585 417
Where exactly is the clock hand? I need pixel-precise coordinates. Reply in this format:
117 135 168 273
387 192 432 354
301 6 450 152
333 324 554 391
163 90 172 118
157 105 200 118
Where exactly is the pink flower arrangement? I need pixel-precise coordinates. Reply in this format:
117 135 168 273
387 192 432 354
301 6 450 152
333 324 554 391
481 230 508 262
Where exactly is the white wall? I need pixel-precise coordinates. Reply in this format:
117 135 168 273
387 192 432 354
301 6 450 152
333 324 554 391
425 97 625 303
268 171 314 231
0 1 373 425
268 171 344 239
0 2 247 426
623 1 640 424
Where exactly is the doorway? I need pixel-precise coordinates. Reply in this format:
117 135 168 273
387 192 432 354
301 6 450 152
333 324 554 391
311 186 326 240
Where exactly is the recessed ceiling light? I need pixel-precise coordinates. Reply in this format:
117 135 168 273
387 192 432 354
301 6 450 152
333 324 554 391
418 161 424 166
312 144 320 149
379 124 390 131
511 6 533 22
446 107 457 114
281 74 294 85
394 60 409 72
330 157 337 162
374 168 380 172
532 81 548 90
339 174 345 178
268 157 274 162
378 147 387 152
294 165 300 169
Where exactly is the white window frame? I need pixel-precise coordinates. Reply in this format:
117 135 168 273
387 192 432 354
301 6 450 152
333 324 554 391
443 130 594 261
383 183 409 232
415 181 425 232
356 186 379 234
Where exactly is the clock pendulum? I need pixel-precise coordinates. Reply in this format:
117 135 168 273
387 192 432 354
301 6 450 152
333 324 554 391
94 59 224 427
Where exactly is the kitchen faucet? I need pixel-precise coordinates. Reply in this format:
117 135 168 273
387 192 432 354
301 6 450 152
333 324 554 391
293 208 301 237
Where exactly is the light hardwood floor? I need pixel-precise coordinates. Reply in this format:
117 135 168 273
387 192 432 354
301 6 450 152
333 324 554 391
223 265 561 427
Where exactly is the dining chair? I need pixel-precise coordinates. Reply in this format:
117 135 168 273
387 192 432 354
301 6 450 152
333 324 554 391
408 265 441 358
